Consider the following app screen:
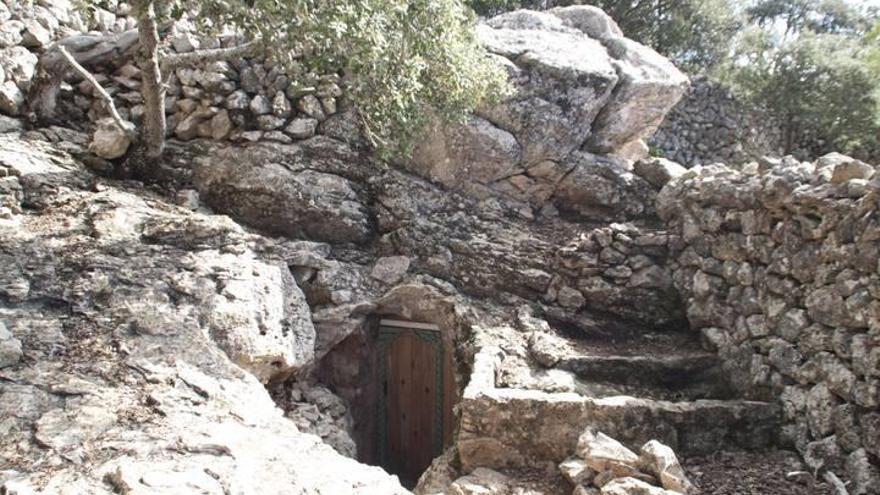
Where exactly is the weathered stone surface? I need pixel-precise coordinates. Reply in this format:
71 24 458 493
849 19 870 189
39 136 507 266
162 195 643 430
20 19 52 48
815 152 876 184
88 118 134 159
587 37 688 154
250 94 272 115
560 457 597 486
0 80 23 115
286 117 318 139
0 320 22 368
600 477 679 495
371 256 412 285
193 141 372 244
477 11 618 166
298 94 326 120
408 8 685 208
846 449 880 495
549 5 623 40
577 429 640 473
633 157 687 189
639 440 695 494
553 152 655 220
449 468 510 495
210 109 233 140
0 46 37 87
660 156 880 480
408 116 522 195
0 134 406 494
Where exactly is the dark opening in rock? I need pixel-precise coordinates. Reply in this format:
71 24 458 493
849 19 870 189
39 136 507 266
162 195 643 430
316 316 459 488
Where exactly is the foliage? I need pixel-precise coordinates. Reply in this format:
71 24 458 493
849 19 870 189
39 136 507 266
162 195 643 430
91 1 510 158
718 28 880 157
466 0 741 73
746 0 873 36
648 145 663 159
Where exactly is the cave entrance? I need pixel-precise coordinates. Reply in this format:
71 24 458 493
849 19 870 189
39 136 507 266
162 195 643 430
377 319 455 487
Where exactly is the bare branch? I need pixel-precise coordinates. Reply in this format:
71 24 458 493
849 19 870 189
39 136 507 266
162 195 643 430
162 39 265 71
823 471 849 495
57 45 135 138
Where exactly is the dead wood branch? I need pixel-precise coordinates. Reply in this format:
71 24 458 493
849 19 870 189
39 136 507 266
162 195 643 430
57 45 135 138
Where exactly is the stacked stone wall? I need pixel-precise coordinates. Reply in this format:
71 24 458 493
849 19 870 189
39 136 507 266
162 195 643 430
650 77 784 167
0 1 354 146
658 154 880 493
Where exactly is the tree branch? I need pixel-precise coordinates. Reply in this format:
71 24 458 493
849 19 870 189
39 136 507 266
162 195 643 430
823 471 849 495
161 39 265 71
58 45 135 138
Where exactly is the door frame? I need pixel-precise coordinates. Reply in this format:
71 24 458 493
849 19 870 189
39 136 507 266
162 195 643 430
377 319 444 471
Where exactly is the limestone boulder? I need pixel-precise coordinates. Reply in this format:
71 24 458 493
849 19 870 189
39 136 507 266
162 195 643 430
639 440 696 494
814 152 876 184
408 7 685 207
286 117 318 139
0 20 24 47
0 46 38 88
477 11 618 166
449 468 510 495
408 116 522 195
88 118 134 159
371 255 412 285
552 152 656 221
193 141 372 244
0 80 23 115
577 429 640 474
560 457 597 486
0 321 22 368
550 5 623 40
600 477 680 495
633 157 687 189
586 36 688 154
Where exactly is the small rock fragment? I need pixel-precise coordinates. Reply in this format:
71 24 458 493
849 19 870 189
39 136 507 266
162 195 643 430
639 440 696 494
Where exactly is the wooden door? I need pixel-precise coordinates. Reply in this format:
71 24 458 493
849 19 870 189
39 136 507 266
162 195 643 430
379 325 443 486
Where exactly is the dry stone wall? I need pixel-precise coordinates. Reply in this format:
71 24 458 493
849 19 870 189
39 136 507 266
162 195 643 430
649 77 783 168
657 154 880 493
0 1 353 148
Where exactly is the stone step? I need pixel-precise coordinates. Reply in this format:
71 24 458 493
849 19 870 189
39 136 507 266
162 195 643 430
581 396 780 456
458 347 782 472
555 353 736 401
458 388 781 472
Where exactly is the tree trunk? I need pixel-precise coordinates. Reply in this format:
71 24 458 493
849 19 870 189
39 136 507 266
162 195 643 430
137 1 166 159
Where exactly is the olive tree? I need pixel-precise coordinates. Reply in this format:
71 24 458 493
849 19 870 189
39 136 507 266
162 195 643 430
33 0 509 159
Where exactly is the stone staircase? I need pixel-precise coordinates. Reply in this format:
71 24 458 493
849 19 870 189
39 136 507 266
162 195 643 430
456 315 782 473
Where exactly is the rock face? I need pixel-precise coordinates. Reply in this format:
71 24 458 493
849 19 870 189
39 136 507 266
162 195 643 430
658 153 880 489
407 7 687 220
0 134 406 494
192 139 372 244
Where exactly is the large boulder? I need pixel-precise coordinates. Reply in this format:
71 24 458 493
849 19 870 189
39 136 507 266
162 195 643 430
0 134 406 494
407 7 687 210
193 140 373 244
552 152 656 220
477 11 619 167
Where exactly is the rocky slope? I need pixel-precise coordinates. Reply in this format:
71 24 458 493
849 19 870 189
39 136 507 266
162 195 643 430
0 132 406 493
1 2 877 495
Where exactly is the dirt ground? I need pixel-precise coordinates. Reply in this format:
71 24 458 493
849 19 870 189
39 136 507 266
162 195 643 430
684 450 834 495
